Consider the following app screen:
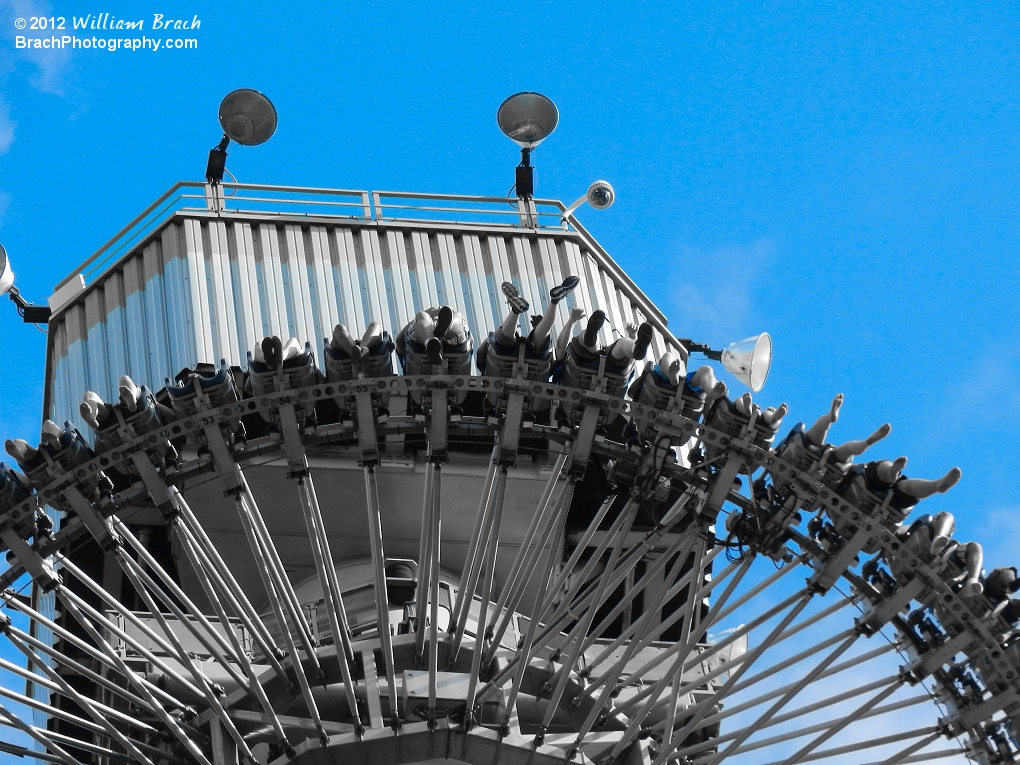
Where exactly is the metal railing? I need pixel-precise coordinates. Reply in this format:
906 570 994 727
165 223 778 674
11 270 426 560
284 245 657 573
57 181 570 292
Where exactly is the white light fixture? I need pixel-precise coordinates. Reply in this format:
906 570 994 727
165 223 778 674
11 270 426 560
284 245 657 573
206 88 278 184
497 92 559 199
1 244 51 324
683 332 773 392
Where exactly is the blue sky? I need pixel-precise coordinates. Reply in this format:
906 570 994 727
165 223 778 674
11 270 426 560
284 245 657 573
0 1 1017 760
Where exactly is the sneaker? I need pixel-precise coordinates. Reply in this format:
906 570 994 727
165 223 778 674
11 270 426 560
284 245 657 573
426 337 444 365
550 275 581 303
434 305 453 338
583 310 606 347
501 282 530 314
633 322 653 360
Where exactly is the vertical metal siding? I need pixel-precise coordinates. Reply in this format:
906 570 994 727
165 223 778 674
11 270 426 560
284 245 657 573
47 216 672 427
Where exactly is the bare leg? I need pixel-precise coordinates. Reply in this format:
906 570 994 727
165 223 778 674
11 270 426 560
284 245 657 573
411 311 435 345
898 467 962 500
689 365 716 391
80 391 111 429
656 350 685 387
608 337 636 365
874 457 908 484
361 322 383 350
330 324 359 356
761 403 789 429
529 304 559 351
930 511 956 555
831 423 892 463
805 393 843 446
960 542 984 597
556 308 585 361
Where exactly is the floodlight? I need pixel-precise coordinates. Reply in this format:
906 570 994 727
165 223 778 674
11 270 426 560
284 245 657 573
497 92 559 199
205 88 278 184
0 244 51 324
682 332 773 392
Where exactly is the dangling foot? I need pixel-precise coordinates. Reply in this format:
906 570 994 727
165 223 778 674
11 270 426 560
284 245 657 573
875 457 907 484
583 310 606 348
5 438 37 463
936 467 962 493
119 375 142 412
761 403 789 428
41 420 63 451
633 322 653 360
550 275 581 303
829 393 843 424
501 282 529 314
734 392 753 416
434 305 453 339
959 577 983 598
426 337 444 365
666 357 683 386
867 423 892 445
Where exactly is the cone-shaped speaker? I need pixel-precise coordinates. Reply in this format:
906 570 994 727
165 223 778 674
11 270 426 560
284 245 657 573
497 92 559 148
721 332 772 392
0 244 13 297
218 88 278 146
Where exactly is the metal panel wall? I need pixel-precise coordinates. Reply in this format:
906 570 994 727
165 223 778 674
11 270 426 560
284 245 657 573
47 215 671 431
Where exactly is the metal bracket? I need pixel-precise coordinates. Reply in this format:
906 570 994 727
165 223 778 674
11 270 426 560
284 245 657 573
356 392 380 464
428 389 449 462
856 577 926 636
0 529 59 591
62 486 120 552
809 525 871 594
569 405 601 477
131 453 174 513
204 426 243 494
497 393 525 466
278 404 310 476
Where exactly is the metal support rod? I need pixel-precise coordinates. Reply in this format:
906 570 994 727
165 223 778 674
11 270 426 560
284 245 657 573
491 481 580 724
539 490 619 609
774 679 907 765
415 460 436 664
55 551 199 671
4 628 158 765
364 463 401 728
675 693 933 760
173 487 282 655
0 654 153 733
237 475 320 667
1 589 187 710
449 446 499 632
609 533 709 760
4 619 161 722
296 473 362 732
451 466 509 663
0 699 86 765
56 581 208 698
115 547 260 764
164 524 294 749
488 450 569 634
464 467 506 725
484 477 574 666
116 547 254 694
761 726 940 765
705 632 861 765
573 531 701 751
116 519 250 669
652 592 815 765
428 462 443 716
539 500 640 733
872 732 945 765
173 515 290 682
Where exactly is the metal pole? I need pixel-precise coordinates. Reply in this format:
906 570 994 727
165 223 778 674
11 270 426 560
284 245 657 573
428 462 443 718
415 461 436 664
448 447 498 633
0 699 86 765
364 463 400 727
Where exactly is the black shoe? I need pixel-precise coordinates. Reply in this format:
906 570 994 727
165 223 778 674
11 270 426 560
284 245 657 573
634 322 653 360
434 305 453 338
550 275 581 303
426 337 444 365
583 310 606 347
501 282 529 314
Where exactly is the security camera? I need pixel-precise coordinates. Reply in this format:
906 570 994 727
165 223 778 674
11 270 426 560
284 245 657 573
586 180 615 210
562 180 616 219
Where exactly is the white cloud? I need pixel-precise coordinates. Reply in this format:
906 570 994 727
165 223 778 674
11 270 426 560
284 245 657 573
0 0 73 96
